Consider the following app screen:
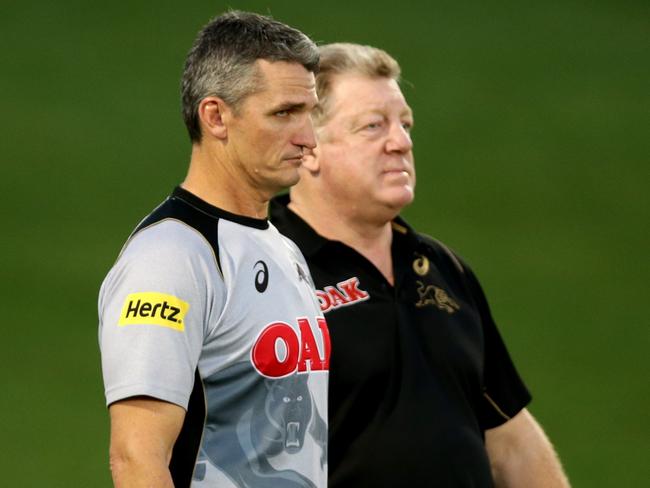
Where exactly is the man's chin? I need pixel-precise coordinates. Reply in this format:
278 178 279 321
271 170 301 193
385 187 415 210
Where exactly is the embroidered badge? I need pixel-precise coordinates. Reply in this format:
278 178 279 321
412 254 430 276
415 281 460 313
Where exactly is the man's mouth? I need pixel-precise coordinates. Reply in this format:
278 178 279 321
284 156 304 166
383 168 410 177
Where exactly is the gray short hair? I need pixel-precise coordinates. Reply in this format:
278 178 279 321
314 43 401 126
181 11 319 142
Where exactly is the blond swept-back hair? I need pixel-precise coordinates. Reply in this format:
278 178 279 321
313 43 401 126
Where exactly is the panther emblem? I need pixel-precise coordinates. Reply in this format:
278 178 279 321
415 280 460 313
193 364 327 487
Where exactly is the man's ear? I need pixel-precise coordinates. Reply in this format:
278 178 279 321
197 97 230 140
301 145 320 174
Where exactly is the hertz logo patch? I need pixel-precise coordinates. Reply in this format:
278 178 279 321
118 292 189 331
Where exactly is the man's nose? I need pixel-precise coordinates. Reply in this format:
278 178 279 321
294 115 317 150
385 123 413 153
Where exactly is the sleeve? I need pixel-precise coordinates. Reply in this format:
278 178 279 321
460 263 532 429
98 220 221 409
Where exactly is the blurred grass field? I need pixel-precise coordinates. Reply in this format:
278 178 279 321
1 0 648 486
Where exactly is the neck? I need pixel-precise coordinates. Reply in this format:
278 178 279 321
182 143 269 219
289 193 396 284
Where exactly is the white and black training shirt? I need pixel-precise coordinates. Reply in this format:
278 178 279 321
99 186 330 487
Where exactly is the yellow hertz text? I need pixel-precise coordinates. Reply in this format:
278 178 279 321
118 292 189 331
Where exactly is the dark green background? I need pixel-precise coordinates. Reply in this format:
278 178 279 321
2 0 648 486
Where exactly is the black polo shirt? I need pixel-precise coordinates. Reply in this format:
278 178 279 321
270 195 531 488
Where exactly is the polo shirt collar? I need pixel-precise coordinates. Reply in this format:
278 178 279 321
269 194 330 257
270 194 423 257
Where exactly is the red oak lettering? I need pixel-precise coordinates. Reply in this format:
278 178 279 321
316 276 371 313
325 286 349 307
251 322 299 378
339 277 369 302
251 317 331 378
316 291 332 312
317 317 331 370
297 318 323 371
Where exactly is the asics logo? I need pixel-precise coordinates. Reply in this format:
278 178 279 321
254 260 269 293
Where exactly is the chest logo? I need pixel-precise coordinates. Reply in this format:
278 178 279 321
415 281 460 314
296 262 309 283
254 260 269 293
316 277 370 313
251 317 331 378
413 254 430 276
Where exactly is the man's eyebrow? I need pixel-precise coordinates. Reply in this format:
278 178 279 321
271 102 309 112
349 107 412 123
352 105 413 118
350 108 382 120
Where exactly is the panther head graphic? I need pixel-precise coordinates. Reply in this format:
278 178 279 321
251 374 313 455
195 363 326 487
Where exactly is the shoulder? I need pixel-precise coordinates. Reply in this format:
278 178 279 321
102 219 221 300
267 222 310 268
124 218 218 266
397 222 486 301
271 222 299 250
393 215 469 277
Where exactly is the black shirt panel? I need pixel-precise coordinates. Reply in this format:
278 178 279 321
460 260 532 428
128 190 216 485
270 196 531 487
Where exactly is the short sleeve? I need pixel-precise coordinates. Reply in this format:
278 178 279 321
98 220 221 409
462 263 532 429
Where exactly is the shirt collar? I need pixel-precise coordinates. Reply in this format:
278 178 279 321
269 194 330 257
172 186 269 229
270 194 422 257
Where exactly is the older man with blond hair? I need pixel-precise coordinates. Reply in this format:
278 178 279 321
271 42 570 487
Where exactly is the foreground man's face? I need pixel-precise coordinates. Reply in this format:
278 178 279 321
226 60 318 195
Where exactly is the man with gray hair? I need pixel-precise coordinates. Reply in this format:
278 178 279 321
271 43 570 487
99 11 329 487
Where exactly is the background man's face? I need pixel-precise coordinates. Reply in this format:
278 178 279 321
225 60 318 196
315 74 415 220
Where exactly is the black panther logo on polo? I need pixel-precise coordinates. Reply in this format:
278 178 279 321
254 260 269 293
415 280 460 313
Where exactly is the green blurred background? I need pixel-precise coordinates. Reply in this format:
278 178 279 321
1 0 648 485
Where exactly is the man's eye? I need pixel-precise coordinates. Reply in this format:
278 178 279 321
275 110 290 117
365 121 382 130
402 122 413 131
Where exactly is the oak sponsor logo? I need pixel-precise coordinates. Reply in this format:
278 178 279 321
118 292 189 331
316 277 370 313
251 317 331 378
